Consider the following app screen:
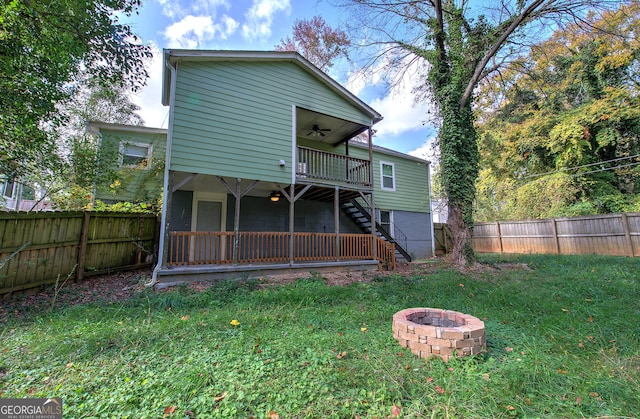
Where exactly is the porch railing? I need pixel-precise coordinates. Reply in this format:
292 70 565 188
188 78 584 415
167 231 395 270
297 146 371 187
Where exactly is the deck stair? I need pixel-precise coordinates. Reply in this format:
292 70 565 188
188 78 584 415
341 199 412 262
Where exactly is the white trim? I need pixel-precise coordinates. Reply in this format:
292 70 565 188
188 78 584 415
2 177 16 199
378 209 394 238
292 105 297 185
119 141 153 169
191 192 228 233
380 161 396 191
150 60 178 287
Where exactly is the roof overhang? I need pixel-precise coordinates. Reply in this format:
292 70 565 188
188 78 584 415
87 121 167 136
161 49 383 125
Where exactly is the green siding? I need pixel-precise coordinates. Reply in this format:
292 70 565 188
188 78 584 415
350 146 430 213
170 61 371 182
96 129 166 203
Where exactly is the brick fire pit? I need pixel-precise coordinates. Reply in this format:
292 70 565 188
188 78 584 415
392 308 486 361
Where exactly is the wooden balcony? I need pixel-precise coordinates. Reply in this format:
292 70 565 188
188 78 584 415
297 146 371 187
168 231 395 270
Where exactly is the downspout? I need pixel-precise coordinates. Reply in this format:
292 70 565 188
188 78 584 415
426 161 436 257
148 60 178 287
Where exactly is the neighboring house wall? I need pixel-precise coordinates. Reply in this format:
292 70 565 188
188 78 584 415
1 176 51 211
169 60 372 182
92 125 166 204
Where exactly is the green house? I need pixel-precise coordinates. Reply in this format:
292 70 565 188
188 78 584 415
107 50 433 284
88 122 166 205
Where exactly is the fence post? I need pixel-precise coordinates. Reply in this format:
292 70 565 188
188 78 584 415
551 218 561 255
76 211 91 281
496 222 503 253
621 213 634 256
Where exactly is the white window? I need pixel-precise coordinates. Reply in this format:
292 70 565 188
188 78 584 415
380 161 396 191
2 178 15 198
120 142 152 168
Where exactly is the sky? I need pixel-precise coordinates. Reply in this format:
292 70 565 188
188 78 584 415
122 0 437 159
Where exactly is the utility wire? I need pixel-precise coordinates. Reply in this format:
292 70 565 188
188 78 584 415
521 153 640 179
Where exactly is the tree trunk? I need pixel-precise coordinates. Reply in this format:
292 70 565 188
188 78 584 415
439 100 479 268
447 201 475 268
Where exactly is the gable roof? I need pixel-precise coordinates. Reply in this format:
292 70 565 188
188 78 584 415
161 49 383 124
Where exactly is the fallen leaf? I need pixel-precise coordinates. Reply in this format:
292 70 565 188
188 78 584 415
505 347 514 352
557 368 569 375
576 397 583 406
427 377 434 383
391 404 401 417
482 373 490 381
181 315 190 321
448 367 454 372
587 316 594 323
268 410 279 419
230 319 240 326
458 283 465 288
361 327 367 332
336 351 347 359
589 392 599 398
578 341 584 348
506 405 515 411
435 385 445 395
163 405 176 417
65 362 73 369
214 392 227 402
561 308 569 312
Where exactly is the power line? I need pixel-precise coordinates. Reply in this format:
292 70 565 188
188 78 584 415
521 153 640 179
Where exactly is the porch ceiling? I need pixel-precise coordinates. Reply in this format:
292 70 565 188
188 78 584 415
296 108 369 146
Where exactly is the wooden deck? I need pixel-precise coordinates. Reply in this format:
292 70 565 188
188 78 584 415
167 231 395 268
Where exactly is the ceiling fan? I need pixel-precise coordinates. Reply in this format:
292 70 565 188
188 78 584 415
307 124 331 137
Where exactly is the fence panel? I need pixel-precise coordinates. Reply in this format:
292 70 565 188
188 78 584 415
472 212 640 257
0 212 158 294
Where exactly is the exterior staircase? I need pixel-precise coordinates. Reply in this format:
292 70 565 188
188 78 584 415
341 199 412 262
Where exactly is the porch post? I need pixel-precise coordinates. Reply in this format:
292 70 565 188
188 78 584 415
368 129 377 260
161 171 175 267
289 183 295 265
334 186 340 261
233 178 241 264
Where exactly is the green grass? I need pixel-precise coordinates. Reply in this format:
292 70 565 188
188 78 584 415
1 254 639 418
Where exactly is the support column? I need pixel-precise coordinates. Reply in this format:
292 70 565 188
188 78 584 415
161 171 175 267
334 186 340 261
289 183 295 264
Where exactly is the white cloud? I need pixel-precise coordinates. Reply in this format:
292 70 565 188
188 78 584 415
157 0 187 18
131 43 168 128
164 15 218 48
220 14 240 39
408 138 438 162
347 53 435 142
242 0 291 40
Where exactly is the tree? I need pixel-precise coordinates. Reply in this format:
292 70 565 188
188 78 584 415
475 3 640 220
0 0 151 179
275 15 351 72
339 0 624 267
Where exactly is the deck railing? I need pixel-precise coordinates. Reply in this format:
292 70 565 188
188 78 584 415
297 146 371 187
167 231 395 269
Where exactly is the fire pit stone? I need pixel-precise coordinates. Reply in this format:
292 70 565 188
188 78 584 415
392 308 486 361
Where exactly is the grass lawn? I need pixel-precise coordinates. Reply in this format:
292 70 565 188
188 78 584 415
1 254 639 418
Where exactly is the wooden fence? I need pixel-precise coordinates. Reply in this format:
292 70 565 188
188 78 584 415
0 211 158 295
472 212 640 256
434 223 452 255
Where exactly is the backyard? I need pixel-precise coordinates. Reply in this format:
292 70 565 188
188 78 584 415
1 254 638 418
